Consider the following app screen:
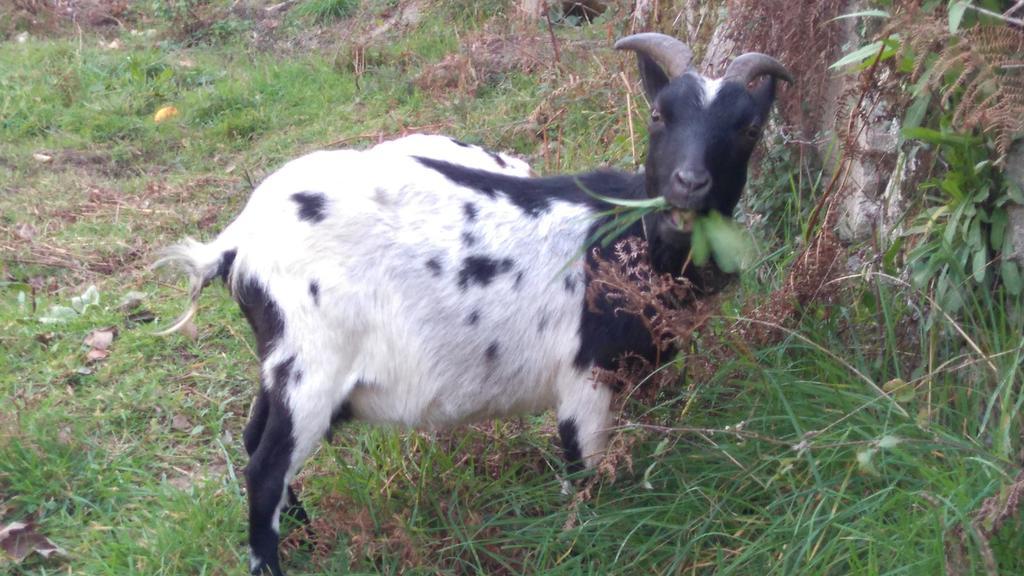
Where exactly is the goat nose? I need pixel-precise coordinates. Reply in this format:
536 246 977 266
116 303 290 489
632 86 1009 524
673 169 711 194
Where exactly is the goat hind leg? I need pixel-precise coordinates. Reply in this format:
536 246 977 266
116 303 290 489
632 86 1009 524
245 390 309 528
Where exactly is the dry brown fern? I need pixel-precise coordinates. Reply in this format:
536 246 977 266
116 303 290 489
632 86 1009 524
939 25 1024 160
718 0 847 141
883 5 1024 163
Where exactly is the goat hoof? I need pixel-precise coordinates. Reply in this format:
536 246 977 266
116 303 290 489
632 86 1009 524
249 548 284 576
284 486 310 525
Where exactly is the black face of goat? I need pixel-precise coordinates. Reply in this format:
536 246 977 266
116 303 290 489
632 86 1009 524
614 34 792 256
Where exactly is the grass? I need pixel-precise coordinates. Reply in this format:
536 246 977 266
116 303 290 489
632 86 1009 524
2 1 1023 574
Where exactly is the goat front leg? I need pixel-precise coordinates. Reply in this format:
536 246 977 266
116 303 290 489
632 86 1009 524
556 371 613 473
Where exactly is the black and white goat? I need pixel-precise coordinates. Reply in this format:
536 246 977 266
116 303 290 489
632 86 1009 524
159 33 790 575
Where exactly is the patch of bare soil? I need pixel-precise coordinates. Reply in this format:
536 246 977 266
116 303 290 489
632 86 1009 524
249 0 429 57
1 0 134 40
2 176 242 287
415 24 549 96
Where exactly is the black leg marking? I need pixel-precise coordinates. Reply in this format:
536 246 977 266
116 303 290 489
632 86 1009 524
236 278 285 361
217 249 237 284
282 485 309 527
290 192 327 224
244 391 270 456
246 396 293 576
558 419 583 475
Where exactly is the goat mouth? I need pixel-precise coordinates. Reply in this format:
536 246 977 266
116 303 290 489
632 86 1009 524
668 209 697 233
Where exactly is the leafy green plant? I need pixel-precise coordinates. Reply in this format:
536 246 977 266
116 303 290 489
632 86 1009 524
905 125 1023 314
833 2 1024 312
583 192 754 274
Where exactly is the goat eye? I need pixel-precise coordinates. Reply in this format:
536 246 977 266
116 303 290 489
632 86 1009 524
650 109 662 123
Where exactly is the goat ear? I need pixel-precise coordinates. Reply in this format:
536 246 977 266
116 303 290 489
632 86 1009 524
636 53 670 103
750 76 778 123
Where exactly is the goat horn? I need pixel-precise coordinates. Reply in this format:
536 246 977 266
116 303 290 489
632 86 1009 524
722 52 794 86
614 33 693 78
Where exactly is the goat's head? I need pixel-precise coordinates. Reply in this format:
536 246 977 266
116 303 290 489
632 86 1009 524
616 33 792 238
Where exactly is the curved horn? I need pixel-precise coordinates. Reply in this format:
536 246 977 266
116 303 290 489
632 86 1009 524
722 52 794 86
614 33 693 78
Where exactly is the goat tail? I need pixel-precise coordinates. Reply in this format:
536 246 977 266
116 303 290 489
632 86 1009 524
152 238 234 336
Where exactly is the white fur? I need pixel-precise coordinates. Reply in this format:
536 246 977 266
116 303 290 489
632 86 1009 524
702 77 724 107
166 134 610 481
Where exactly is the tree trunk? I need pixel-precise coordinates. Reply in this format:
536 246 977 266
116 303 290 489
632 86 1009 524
520 0 545 19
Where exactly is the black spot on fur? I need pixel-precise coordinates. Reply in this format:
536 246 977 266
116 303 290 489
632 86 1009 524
426 257 443 277
451 138 472 148
514 271 524 290
291 191 327 223
416 156 620 218
563 274 576 293
485 341 500 363
458 256 514 289
537 314 549 334
412 157 695 371
461 231 478 247
463 202 478 222
490 152 508 168
273 356 296 389
308 280 320 306
466 310 480 325
558 419 583 474
236 278 285 361
216 249 236 284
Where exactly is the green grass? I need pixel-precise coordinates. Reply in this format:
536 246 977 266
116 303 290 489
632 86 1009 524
294 0 361 24
2 1 1023 574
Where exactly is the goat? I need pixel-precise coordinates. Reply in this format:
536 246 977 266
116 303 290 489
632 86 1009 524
158 33 791 575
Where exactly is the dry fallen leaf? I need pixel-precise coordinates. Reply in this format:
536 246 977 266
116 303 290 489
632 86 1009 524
83 327 117 364
153 105 179 123
85 348 110 363
15 223 35 241
167 474 192 491
83 327 117 351
116 291 147 311
179 318 198 341
57 426 73 445
126 310 157 325
0 521 67 563
171 414 191 432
